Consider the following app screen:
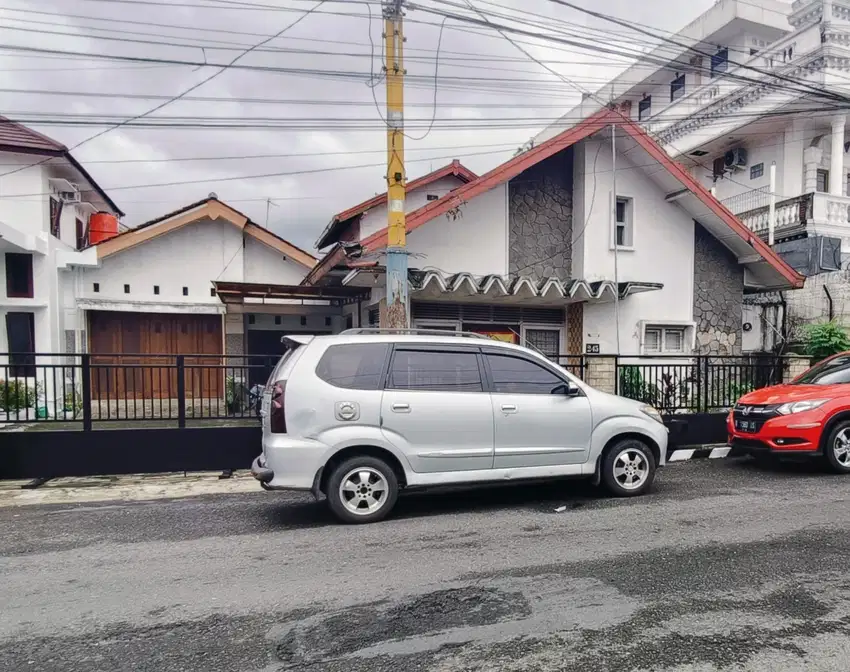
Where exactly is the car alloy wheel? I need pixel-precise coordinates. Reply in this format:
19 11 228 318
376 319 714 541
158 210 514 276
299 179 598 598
338 467 390 516
612 448 650 491
834 428 850 467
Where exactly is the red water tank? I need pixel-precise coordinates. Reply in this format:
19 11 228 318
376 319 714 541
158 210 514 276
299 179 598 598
88 212 119 245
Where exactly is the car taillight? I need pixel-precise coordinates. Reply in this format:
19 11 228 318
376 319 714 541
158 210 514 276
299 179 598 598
269 381 287 433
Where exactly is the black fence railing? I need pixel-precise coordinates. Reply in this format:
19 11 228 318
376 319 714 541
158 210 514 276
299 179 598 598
554 355 585 379
0 353 280 429
614 355 786 414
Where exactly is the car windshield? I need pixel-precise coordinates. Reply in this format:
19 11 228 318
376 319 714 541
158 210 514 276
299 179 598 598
793 354 850 385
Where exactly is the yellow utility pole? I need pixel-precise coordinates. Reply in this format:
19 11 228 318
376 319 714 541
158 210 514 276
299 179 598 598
382 0 409 328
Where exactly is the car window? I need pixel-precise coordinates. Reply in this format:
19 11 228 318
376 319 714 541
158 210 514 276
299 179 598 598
315 343 389 390
388 350 482 392
486 353 564 394
794 355 850 385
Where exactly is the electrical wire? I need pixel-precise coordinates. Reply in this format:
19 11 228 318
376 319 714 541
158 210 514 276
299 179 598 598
0 0 328 179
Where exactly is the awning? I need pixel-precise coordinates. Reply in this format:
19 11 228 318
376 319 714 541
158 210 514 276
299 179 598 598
213 281 371 305
341 268 662 305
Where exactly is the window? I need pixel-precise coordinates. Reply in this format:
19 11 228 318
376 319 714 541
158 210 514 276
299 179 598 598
93 283 100 293
325 316 332 327
210 288 217 297
5 253 33 298
615 196 633 247
300 316 307 326
6 312 35 377
793 354 850 385
76 218 85 250
389 350 482 392
644 326 686 354
182 286 188 296
316 343 389 390
486 354 564 394
817 169 830 193
524 328 560 359
426 194 439 201
248 314 255 325
750 163 764 180
153 285 160 295
710 47 728 77
124 284 130 294
638 96 652 121
670 74 685 102
274 315 281 325
49 197 60 238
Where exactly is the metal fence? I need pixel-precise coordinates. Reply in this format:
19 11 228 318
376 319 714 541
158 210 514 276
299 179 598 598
0 353 279 429
614 355 785 414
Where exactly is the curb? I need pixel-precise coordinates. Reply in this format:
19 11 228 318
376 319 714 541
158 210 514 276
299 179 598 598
668 444 731 462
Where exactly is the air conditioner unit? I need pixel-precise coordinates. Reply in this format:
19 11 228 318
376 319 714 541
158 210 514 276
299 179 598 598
59 190 81 204
724 147 748 170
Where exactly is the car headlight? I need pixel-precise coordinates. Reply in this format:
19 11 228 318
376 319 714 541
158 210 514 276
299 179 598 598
640 405 664 424
775 399 828 415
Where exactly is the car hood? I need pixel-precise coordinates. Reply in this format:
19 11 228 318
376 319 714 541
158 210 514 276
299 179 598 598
738 384 832 405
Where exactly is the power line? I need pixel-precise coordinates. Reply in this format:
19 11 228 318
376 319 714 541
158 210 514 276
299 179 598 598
0 1 328 180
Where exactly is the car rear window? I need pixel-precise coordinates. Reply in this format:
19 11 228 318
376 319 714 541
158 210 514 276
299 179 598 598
315 343 389 390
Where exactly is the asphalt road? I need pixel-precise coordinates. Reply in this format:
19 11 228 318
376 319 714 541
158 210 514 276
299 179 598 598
4 457 850 671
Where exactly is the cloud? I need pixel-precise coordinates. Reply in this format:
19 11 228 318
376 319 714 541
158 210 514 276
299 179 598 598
2 0 720 251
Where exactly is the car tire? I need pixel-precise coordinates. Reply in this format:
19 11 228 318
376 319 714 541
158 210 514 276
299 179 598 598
823 421 850 474
326 455 399 524
600 439 656 497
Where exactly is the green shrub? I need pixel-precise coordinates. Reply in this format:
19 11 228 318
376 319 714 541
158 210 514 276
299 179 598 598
0 379 37 412
802 321 850 363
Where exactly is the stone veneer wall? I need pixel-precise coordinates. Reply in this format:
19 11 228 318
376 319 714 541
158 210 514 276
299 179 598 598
693 223 743 355
508 148 573 279
225 333 244 357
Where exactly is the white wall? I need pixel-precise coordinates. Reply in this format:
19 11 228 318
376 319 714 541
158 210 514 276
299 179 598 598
359 175 465 240
243 236 309 285
79 219 243 306
405 183 509 276
579 140 696 355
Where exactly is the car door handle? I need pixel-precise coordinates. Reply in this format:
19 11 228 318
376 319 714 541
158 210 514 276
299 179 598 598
501 404 517 413
391 403 410 413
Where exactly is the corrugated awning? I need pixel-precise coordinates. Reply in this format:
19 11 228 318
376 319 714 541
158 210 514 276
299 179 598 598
342 268 662 304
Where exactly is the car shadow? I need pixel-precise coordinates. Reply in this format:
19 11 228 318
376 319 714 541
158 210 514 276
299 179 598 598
732 454 831 477
260 478 615 529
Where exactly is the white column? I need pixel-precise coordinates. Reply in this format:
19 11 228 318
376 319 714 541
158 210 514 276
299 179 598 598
830 114 846 196
782 118 805 196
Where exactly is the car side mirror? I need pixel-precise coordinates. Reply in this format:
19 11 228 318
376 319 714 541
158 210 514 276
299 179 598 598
552 382 580 397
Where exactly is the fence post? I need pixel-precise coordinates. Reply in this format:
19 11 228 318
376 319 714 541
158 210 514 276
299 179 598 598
81 354 92 432
783 355 811 383
176 355 186 429
585 355 617 394
702 357 710 414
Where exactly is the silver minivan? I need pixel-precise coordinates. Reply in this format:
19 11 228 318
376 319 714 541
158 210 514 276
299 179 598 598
252 329 668 523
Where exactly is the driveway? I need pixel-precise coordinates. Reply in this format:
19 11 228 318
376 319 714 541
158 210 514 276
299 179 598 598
2 457 850 671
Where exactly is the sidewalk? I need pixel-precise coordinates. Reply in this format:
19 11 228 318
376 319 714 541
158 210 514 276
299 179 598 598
0 470 260 507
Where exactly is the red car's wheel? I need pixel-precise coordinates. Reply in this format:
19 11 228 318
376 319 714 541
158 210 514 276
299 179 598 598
824 421 850 474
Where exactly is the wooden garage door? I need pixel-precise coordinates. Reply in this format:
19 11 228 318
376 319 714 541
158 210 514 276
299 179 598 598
89 312 223 400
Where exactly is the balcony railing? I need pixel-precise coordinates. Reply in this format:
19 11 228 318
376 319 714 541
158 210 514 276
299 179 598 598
734 192 850 239
721 187 771 215
734 193 813 238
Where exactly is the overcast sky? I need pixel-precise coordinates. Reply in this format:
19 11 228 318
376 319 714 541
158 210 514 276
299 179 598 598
0 0 732 251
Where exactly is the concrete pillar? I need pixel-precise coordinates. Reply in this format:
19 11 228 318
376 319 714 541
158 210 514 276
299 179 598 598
831 115 846 196
783 355 812 383
804 146 823 193
585 355 617 394
782 118 805 197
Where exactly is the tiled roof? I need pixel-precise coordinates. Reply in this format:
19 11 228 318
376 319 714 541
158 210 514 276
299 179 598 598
0 116 66 153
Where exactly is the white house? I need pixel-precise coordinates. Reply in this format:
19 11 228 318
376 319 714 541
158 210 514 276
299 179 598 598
0 117 123 370
306 108 803 359
532 0 850 350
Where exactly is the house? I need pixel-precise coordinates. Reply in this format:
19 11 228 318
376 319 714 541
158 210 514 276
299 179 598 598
0 117 123 365
306 107 803 359
531 0 850 350
72 196 353 389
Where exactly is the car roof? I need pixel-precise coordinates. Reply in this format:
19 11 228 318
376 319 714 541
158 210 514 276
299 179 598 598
305 332 546 356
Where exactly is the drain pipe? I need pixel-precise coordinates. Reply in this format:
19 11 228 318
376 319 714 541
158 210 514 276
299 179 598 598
824 285 834 321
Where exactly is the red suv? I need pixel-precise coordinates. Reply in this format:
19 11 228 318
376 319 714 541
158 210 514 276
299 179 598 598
728 352 850 472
